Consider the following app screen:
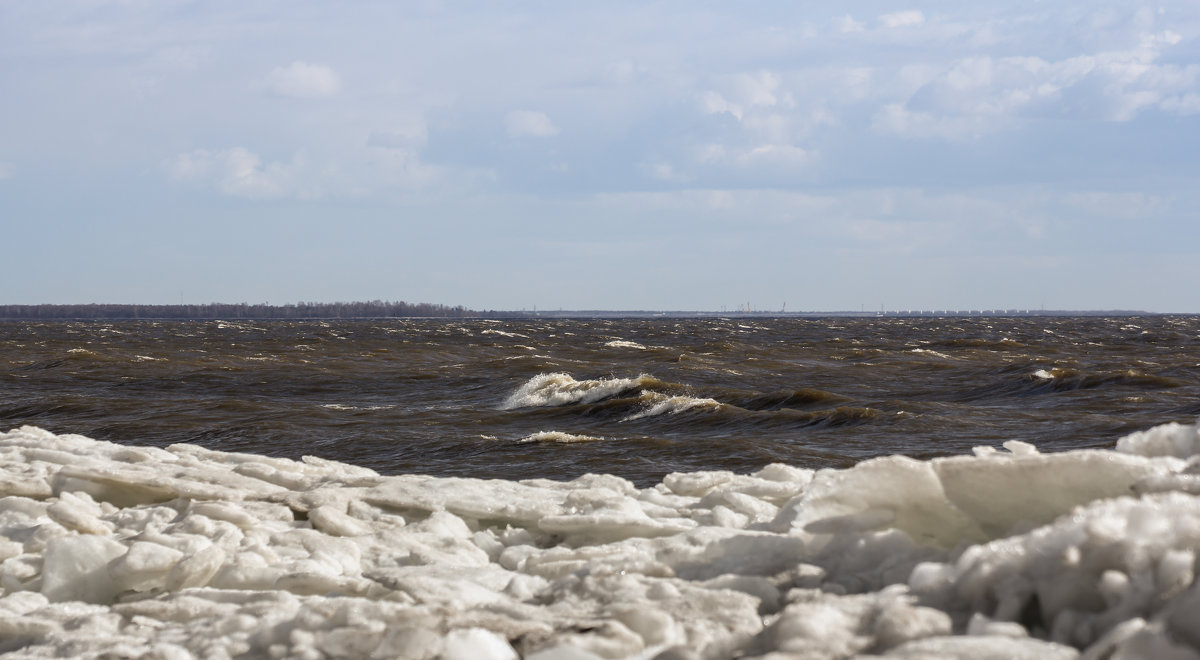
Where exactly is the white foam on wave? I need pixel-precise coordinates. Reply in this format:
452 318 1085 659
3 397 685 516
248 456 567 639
320 403 395 412
1033 368 1056 379
501 372 652 409
621 391 723 422
604 340 647 350
2 423 1200 657
215 322 267 332
518 431 605 444
482 329 529 339
910 348 952 359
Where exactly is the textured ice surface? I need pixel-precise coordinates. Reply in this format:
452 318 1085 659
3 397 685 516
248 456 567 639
1 423 1200 658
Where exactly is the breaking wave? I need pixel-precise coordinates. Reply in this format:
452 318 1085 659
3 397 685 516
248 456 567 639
603 340 647 350
517 430 605 443
620 392 724 422
501 372 660 409
1027 367 1185 392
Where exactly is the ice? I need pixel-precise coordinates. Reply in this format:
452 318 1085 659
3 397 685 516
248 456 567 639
41 534 126 603
4 423 1200 657
1116 421 1200 458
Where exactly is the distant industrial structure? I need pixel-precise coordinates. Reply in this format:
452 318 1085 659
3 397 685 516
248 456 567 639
514 308 1159 319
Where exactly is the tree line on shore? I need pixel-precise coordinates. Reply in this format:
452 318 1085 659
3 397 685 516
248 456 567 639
0 301 513 320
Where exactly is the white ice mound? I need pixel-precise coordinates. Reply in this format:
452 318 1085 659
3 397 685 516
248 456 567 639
2 423 1200 658
1116 421 1200 458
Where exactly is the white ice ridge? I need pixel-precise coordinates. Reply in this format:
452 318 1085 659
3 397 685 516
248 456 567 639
3 425 1200 658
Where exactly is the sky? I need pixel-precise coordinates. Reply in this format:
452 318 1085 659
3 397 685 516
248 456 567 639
2 1 1199 312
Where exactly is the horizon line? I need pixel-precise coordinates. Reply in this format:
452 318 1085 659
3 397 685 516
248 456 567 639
0 302 1186 319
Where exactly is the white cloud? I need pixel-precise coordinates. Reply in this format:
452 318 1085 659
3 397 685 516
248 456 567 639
874 29 1198 140
701 91 743 120
640 162 689 183
505 110 559 137
607 59 642 84
267 61 340 98
690 72 836 175
165 147 305 199
1061 191 1167 220
0 162 11 180
837 15 865 34
844 219 940 244
164 141 442 200
732 72 781 109
734 144 814 169
1161 93 1200 115
872 104 980 140
704 73 783 118
366 122 427 150
595 189 837 222
879 10 925 29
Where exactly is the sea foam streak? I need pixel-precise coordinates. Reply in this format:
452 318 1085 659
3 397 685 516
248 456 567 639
3 423 1200 657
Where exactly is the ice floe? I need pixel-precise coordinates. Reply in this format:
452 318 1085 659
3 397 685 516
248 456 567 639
1 423 1200 658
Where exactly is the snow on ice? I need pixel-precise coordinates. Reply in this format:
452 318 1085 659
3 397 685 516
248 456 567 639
1 423 1200 658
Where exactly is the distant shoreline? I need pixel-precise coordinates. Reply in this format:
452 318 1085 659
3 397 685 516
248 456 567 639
0 302 1175 320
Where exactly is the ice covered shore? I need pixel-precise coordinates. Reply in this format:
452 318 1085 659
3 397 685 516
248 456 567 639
3 425 1200 658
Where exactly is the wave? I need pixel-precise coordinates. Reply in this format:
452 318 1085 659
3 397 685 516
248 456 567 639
909 348 954 360
792 405 881 428
481 329 529 339
617 393 878 430
501 373 660 409
502 375 875 431
517 431 605 443
955 366 1186 402
729 387 851 411
1028 367 1185 392
319 403 395 412
621 392 724 421
603 340 647 350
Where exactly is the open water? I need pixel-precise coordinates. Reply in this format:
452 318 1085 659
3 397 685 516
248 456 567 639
2 316 1197 486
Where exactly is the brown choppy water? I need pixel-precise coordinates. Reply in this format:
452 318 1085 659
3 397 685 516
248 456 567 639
2 316 1197 486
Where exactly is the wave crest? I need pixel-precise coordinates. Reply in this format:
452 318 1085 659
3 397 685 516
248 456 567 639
502 372 656 410
518 431 605 443
604 340 647 350
621 391 723 422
